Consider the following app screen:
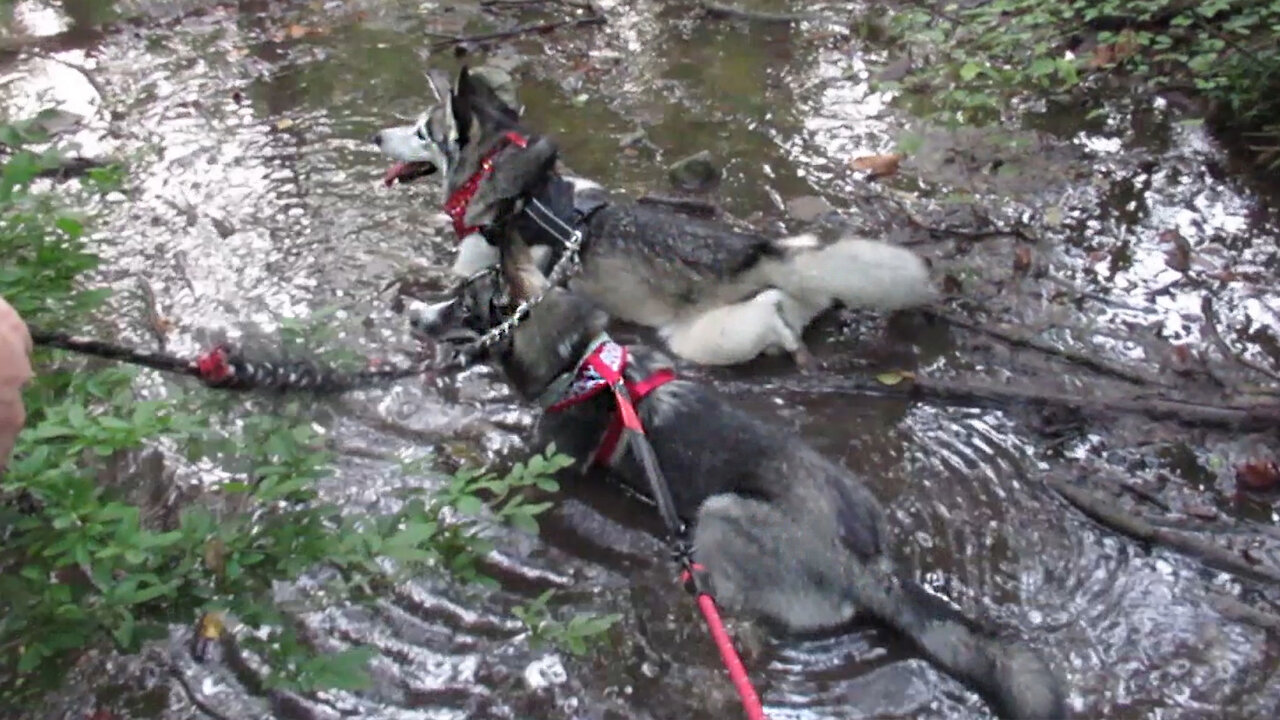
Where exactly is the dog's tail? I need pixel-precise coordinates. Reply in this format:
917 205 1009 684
851 558 1067 719
757 234 937 312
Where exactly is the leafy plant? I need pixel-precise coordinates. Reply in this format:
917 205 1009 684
882 0 1280 165
513 589 623 656
0 116 612 710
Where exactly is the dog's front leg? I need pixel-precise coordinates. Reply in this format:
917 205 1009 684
496 228 550 302
451 233 501 277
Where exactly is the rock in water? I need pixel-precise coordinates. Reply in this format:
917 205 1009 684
667 150 722 193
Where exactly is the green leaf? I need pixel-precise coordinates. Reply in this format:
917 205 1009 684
454 495 485 516
508 512 540 535
958 62 983 81
387 521 438 548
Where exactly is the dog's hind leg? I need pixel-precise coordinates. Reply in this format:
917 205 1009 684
659 289 820 368
691 493 856 632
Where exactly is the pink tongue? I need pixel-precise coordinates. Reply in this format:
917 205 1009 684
383 162 410 187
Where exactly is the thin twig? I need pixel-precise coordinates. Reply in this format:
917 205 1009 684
1042 273 1150 313
1048 477 1280 586
1208 594 1280 631
1201 295 1280 385
28 51 109 115
927 309 1165 386
874 186 1033 245
429 7 606 50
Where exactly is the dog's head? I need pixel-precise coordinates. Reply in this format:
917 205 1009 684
373 69 455 189
406 267 513 346
409 259 608 400
374 66 557 236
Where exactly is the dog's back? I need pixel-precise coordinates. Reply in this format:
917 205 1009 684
508 294 1063 718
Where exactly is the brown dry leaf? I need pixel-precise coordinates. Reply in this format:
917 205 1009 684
851 153 903 179
1236 460 1280 492
287 24 310 39
1206 269 1239 283
150 315 173 336
941 274 963 295
1165 244 1191 272
1013 245 1033 273
275 117 296 130
203 538 227 575
1170 343 1194 366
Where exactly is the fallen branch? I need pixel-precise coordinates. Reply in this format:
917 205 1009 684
1048 477 1280 586
927 309 1165 386
699 1 822 23
1209 594 1280 631
429 4 605 50
718 371 1280 431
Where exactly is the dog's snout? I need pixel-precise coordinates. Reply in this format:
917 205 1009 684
406 298 454 337
370 131 383 147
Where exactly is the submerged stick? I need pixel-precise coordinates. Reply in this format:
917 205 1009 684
733 371 1280 431
1048 478 1280 586
928 309 1164 386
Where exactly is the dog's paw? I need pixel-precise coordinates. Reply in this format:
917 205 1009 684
791 346 823 373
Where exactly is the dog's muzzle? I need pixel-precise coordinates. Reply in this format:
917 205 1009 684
373 126 443 187
406 298 476 344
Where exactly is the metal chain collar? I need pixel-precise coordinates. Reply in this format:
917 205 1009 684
444 201 585 369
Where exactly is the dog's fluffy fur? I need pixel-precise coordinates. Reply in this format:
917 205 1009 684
374 67 938 368
430 266 1066 719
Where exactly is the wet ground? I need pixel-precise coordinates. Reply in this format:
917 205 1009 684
5 0 1280 718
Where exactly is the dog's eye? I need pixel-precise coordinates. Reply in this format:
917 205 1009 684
414 124 428 142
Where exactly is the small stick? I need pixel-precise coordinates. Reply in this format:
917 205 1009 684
928 309 1164 386
1048 478 1280 586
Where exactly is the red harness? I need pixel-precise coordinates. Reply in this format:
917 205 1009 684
545 338 676 468
443 130 528 238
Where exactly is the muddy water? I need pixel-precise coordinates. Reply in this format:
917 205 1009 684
6 0 1280 718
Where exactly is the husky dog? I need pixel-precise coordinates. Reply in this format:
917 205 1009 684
373 67 938 368
425 262 1067 720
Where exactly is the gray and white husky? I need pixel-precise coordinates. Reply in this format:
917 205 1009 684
427 261 1066 720
373 66 938 368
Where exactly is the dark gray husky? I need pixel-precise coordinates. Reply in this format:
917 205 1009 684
374 67 937 368
429 260 1067 719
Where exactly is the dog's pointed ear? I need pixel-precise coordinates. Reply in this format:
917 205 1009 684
425 68 449 103
451 65 476 146
462 135 559 231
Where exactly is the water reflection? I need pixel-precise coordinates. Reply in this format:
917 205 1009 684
7 0 1280 718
